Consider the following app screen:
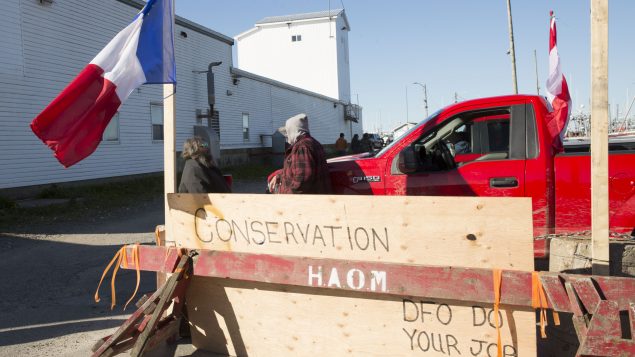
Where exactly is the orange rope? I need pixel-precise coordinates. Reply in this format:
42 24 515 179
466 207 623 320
531 272 560 338
123 244 141 310
492 269 502 357
94 244 142 310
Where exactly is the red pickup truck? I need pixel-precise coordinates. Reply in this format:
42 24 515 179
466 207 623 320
327 95 635 257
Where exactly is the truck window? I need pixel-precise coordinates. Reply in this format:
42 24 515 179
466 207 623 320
399 108 512 173
486 120 510 152
448 123 473 154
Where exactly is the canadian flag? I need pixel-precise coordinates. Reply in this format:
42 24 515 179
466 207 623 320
545 11 572 150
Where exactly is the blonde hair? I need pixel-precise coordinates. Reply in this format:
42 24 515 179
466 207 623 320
182 137 213 167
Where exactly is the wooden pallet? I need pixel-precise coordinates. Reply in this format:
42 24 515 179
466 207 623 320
92 252 192 357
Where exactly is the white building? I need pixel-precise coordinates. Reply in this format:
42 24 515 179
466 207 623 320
236 9 352 103
392 122 418 141
0 0 362 190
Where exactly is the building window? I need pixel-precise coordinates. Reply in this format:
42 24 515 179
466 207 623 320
103 112 120 142
242 113 249 141
291 35 302 42
151 103 163 141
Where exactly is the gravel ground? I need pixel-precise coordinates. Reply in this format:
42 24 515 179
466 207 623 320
0 179 265 357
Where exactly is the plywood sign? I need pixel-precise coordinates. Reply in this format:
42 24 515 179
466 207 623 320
167 193 536 356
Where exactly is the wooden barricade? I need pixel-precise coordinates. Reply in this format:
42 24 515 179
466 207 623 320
120 245 635 356
164 193 537 356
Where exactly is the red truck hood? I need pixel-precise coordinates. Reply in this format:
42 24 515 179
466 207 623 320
327 152 373 163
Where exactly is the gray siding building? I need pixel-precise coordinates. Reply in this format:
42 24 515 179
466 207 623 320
0 0 362 189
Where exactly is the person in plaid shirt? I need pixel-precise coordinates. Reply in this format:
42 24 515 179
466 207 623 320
269 113 332 194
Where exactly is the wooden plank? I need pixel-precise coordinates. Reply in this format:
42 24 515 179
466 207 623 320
571 278 602 315
168 194 536 356
130 254 189 357
539 275 569 311
142 317 180 352
590 0 610 276
163 82 177 248
155 225 168 290
92 283 167 357
578 300 635 356
126 245 180 273
122 245 635 312
564 282 588 343
591 275 635 310
192 250 536 306
167 194 533 269
187 277 535 357
124 246 540 307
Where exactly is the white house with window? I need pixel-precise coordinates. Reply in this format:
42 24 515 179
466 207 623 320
0 1 362 190
236 9 352 103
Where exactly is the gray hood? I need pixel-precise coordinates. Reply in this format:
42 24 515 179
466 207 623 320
281 113 309 145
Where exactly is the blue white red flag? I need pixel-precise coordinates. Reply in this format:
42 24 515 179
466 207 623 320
545 11 571 150
31 0 176 167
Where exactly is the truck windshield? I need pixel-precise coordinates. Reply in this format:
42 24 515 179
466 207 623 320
373 109 442 158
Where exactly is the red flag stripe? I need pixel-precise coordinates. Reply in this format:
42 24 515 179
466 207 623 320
545 11 571 151
549 16 557 51
30 64 121 168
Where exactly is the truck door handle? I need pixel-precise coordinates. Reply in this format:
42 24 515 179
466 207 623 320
490 177 518 188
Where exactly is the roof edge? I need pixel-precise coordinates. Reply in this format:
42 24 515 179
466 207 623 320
116 0 234 45
255 8 344 25
230 67 344 104
235 27 260 41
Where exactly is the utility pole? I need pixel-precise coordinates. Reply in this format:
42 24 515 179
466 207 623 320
413 82 429 117
533 49 540 95
454 92 458 103
405 86 409 124
506 0 519 94
590 0 609 276
424 85 428 117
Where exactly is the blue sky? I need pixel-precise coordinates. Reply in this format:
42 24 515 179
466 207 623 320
176 1 634 132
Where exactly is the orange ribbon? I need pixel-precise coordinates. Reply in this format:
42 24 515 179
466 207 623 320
94 244 141 310
492 269 503 357
531 271 560 338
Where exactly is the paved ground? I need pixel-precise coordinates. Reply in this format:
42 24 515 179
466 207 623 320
0 179 265 357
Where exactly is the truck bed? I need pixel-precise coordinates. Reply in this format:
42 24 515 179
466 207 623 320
562 136 635 153
554 141 635 234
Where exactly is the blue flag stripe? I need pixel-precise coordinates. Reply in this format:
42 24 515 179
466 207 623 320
137 0 176 84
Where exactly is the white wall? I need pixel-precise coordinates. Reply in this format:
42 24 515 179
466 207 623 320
0 0 236 189
237 17 350 102
226 69 362 148
0 0 24 77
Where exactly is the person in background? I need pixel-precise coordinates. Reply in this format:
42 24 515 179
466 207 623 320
178 136 231 193
335 132 348 156
351 134 361 153
360 133 372 152
268 113 331 194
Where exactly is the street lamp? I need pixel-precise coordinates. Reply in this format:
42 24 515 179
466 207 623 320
412 82 429 117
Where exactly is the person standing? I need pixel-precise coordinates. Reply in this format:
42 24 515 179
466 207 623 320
268 113 331 194
351 134 361 153
335 133 348 156
360 133 372 152
178 137 231 193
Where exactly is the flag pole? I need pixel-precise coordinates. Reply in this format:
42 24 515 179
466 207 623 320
164 0 177 246
506 0 518 94
590 0 609 275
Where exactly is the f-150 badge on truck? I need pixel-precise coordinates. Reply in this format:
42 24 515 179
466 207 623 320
352 176 381 184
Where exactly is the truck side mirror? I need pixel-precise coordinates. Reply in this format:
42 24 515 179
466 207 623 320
398 146 418 174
